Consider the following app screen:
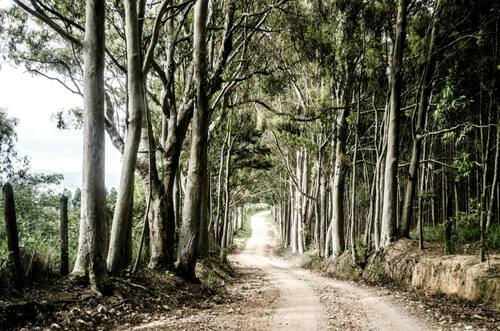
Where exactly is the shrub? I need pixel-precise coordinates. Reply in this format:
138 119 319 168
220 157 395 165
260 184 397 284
409 207 500 252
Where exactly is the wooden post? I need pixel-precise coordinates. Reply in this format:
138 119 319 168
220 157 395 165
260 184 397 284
2 183 23 292
60 195 69 276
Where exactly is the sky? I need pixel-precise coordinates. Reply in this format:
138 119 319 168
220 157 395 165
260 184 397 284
0 0 122 192
0 64 122 191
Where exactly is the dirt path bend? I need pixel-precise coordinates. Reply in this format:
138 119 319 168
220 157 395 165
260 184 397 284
234 210 432 331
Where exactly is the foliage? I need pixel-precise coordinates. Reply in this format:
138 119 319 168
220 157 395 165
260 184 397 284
0 166 126 285
298 249 322 271
411 210 500 252
0 168 71 284
234 209 252 240
51 107 84 130
0 109 19 176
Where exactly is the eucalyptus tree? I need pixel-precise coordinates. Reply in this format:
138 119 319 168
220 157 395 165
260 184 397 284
254 0 498 260
327 0 364 257
106 0 145 274
210 105 272 251
71 0 110 292
175 0 210 280
175 0 287 279
4 0 190 271
399 0 442 238
380 0 408 248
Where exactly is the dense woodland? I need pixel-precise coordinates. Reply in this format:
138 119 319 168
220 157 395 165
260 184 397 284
0 0 499 296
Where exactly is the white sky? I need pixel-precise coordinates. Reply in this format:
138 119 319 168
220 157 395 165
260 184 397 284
0 0 121 192
0 64 122 191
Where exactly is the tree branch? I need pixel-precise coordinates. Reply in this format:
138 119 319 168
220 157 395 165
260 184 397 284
269 129 316 200
14 0 83 47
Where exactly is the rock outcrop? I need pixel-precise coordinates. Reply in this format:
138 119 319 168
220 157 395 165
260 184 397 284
412 255 499 308
322 240 500 308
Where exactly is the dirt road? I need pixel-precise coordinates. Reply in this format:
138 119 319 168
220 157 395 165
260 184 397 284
134 210 434 330
234 210 432 331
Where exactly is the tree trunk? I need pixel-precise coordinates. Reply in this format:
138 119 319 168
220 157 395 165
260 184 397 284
314 154 321 253
159 104 192 267
350 109 359 262
198 167 210 258
72 0 110 293
298 149 307 254
147 182 171 268
318 147 328 256
215 138 227 245
380 0 408 248
487 119 500 230
176 0 210 281
174 171 181 238
107 0 145 274
444 189 453 254
133 109 173 270
480 96 493 262
363 173 373 246
400 0 440 237
160 129 187 267
284 199 291 247
291 179 298 253
331 109 348 256
221 139 233 252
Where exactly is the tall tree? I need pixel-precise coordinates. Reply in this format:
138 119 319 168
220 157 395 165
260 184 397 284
380 0 408 248
400 0 442 238
71 0 110 293
176 0 210 280
331 108 348 256
107 0 145 274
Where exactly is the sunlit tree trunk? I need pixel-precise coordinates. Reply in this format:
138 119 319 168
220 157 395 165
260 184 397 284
107 0 145 274
298 149 307 254
317 144 328 256
72 0 111 293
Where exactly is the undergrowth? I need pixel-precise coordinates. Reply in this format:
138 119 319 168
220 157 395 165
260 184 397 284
298 249 322 271
275 246 323 271
197 258 235 292
234 210 252 240
410 216 500 253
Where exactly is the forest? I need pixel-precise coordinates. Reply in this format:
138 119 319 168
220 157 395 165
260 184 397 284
0 0 499 330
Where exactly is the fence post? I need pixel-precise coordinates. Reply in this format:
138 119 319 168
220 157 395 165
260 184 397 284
60 195 69 276
2 183 23 292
